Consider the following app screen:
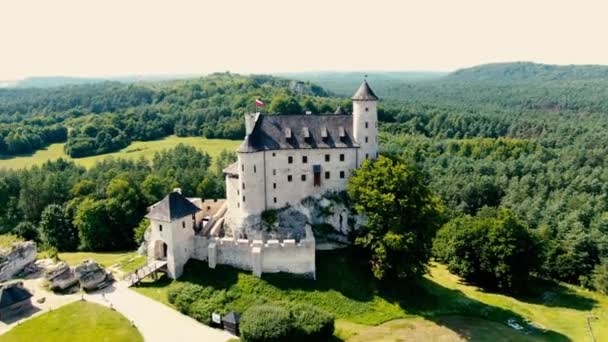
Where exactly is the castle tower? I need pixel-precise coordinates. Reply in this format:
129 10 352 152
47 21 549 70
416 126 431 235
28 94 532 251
145 189 200 279
352 80 379 167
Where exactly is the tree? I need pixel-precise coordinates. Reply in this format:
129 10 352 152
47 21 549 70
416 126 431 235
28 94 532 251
14 221 38 241
39 204 78 251
592 261 608 295
434 208 538 293
74 198 111 251
347 156 444 280
141 175 167 203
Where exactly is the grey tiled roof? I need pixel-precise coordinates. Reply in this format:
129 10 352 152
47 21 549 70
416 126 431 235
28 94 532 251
223 162 238 175
352 80 379 101
237 114 359 153
146 191 201 222
0 283 32 308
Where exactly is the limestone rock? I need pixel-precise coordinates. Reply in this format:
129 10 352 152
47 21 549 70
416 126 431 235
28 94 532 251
45 261 78 291
0 241 37 282
73 259 110 291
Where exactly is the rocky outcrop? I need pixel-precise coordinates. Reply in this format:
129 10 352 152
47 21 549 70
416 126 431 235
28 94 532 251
0 241 37 282
45 261 78 291
73 260 111 291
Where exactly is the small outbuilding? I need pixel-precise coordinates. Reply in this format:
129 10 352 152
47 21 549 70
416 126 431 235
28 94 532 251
0 281 33 321
222 311 241 336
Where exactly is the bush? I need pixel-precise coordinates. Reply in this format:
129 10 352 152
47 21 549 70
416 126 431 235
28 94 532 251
289 303 334 341
14 221 38 241
240 304 293 342
592 261 608 295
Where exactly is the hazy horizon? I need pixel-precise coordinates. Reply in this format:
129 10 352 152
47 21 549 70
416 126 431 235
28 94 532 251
3 0 608 80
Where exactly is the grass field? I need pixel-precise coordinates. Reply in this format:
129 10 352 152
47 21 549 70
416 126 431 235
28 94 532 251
0 301 143 342
0 135 241 170
56 251 147 275
132 249 608 341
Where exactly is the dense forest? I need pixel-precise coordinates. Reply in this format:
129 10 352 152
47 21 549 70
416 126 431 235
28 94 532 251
0 74 342 157
1 62 608 293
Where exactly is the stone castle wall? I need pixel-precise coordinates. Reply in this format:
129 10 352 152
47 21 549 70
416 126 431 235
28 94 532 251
191 226 316 278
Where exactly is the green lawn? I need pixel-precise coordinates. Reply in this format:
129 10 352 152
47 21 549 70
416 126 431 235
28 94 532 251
0 301 143 342
133 249 608 341
0 135 241 170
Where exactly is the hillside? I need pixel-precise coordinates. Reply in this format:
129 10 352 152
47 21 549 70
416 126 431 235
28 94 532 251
448 62 608 82
0 73 340 158
280 71 445 97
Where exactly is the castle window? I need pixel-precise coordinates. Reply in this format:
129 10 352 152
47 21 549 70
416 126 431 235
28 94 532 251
285 128 292 139
273 183 276 189
272 152 276 157
273 197 277 203
182 221 186 228
365 136 368 143
192 214 196 220
340 171 345 179
159 224 163 232
302 156 308 163
241 164 244 172
340 154 345 161
288 156 293 164
303 127 310 139
339 126 345 138
365 121 369 128
237 202 240 208
301 174 306 181
325 154 330 162
325 171 330 179
288 175 292 182
273 169 276 176
365 107 369 112
376 152 379 158
242 182 245 190
365 153 369 159
237 189 240 195
253 165 256 173
243 196 246 202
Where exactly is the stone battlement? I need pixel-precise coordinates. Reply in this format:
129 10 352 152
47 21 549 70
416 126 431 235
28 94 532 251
191 225 316 278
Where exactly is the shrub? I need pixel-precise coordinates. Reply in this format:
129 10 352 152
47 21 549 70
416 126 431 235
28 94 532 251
289 303 335 341
173 283 206 313
592 261 608 295
240 304 293 342
167 283 186 304
14 221 38 241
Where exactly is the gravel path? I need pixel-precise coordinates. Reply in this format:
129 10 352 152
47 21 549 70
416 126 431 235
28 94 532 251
87 281 234 342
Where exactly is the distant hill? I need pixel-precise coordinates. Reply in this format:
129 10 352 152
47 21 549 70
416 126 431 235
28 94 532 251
278 71 446 97
1 74 202 89
448 62 608 82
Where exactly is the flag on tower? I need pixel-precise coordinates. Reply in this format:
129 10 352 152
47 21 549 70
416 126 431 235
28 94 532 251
255 99 265 107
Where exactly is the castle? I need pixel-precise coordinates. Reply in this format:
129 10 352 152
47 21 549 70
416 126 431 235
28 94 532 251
144 81 379 279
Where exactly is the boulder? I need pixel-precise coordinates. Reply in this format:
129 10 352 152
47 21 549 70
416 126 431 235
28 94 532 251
73 259 110 291
0 241 37 282
45 261 78 291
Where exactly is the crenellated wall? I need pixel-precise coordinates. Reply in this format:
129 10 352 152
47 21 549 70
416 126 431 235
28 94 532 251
190 226 316 278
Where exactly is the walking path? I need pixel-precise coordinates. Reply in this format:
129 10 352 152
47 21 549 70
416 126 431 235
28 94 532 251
87 281 233 342
1 277 233 342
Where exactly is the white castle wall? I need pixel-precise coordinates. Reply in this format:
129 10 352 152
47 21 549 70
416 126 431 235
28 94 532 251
190 226 316 278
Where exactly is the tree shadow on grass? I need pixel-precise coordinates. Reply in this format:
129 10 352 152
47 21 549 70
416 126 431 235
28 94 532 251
378 278 571 341
510 277 597 311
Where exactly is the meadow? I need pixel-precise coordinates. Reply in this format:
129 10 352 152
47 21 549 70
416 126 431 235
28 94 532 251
0 301 143 342
0 135 241 170
133 249 608 341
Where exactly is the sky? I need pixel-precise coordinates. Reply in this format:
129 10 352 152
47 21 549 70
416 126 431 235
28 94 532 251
1 0 608 80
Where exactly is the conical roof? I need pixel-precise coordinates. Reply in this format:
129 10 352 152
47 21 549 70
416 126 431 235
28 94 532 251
334 106 347 115
146 191 201 221
351 80 379 101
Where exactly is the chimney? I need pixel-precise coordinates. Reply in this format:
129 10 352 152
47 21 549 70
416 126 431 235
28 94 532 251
173 188 182 194
245 112 260 136
305 111 312 115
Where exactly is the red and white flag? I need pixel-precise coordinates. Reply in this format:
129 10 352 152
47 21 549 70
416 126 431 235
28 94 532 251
255 99 265 107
